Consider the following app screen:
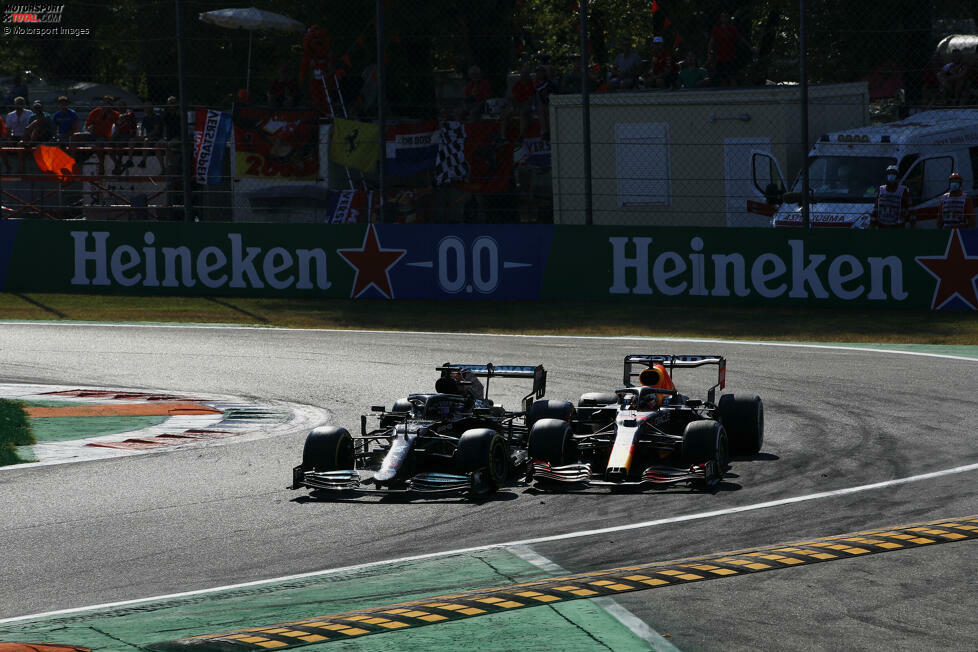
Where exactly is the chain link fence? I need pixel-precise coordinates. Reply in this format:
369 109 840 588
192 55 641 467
0 0 974 226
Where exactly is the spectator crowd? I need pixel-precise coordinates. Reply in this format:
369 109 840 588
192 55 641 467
1 88 183 175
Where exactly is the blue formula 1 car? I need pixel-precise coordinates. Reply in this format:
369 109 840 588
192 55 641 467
291 362 546 497
526 354 764 491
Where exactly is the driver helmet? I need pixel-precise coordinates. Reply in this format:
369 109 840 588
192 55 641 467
885 165 899 184
638 364 675 408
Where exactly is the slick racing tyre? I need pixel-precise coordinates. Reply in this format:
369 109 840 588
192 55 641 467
527 400 575 428
528 418 574 466
682 420 729 479
577 392 619 407
456 428 508 491
717 394 764 456
302 426 355 471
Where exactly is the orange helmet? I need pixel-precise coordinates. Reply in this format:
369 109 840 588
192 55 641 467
639 364 675 390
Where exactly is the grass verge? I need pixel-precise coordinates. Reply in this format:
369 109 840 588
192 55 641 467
0 398 36 466
1 292 977 345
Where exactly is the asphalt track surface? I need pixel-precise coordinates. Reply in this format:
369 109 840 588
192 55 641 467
1 322 976 651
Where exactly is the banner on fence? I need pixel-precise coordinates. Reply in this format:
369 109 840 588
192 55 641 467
233 107 319 180
2 222 976 311
325 189 377 224
435 121 513 193
329 118 379 173
193 109 232 185
385 121 439 177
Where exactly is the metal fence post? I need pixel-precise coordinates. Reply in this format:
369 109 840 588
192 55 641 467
175 0 193 222
376 0 387 223
800 0 810 229
581 0 592 226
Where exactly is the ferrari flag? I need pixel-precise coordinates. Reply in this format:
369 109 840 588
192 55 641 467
330 118 379 173
193 109 232 185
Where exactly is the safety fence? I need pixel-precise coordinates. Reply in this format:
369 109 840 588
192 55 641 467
0 221 974 311
0 1 974 226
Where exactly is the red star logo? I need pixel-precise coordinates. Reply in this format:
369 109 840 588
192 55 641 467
915 230 978 309
338 225 406 299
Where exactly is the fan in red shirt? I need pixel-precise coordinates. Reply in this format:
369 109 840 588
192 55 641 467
499 67 535 144
111 97 139 174
646 36 677 88
85 96 119 140
708 12 753 86
458 65 492 122
83 96 120 175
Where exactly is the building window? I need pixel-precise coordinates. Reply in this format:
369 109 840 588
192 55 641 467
615 122 671 206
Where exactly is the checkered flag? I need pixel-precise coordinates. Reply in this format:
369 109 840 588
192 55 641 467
435 121 468 186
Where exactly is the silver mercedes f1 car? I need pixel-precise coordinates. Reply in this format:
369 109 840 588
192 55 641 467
291 362 546 497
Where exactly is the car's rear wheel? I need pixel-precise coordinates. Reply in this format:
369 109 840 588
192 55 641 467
456 428 508 491
302 426 354 471
528 418 574 466
578 392 619 407
717 394 764 456
682 420 728 481
527 400 574 428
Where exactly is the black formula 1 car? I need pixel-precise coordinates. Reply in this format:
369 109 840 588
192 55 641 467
291 362 546 497
525 354 763 490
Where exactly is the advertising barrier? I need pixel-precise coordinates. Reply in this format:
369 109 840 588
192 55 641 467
1 223 975 310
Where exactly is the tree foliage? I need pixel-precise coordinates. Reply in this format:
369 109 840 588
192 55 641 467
0 0 965 111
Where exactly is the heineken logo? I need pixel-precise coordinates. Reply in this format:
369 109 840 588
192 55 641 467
70 231 332 290
608 236 909 301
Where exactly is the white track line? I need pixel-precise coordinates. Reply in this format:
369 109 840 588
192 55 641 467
2 320 977 363
4 460 977 625
510 545 680 651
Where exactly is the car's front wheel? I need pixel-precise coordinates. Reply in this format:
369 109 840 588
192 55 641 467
528 418 574 466
302 426 354 471
456 428 508 491
682 420 728 482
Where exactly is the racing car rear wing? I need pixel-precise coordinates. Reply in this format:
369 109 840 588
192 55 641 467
623 355 726 404
437 362 547 411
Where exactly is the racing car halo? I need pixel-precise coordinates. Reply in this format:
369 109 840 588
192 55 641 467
526 354 763 490
291 362 546 497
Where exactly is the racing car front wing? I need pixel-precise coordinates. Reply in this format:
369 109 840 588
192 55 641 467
292 467 480 494
530 461 717 488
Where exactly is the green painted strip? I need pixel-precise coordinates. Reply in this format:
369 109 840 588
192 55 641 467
28 415 169 443
0 549 649 652
144 515 978 650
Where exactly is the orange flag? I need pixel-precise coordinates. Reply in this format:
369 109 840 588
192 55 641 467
33 145 77 182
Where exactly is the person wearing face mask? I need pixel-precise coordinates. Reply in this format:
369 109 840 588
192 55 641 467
938 172 976 229
871 165 912 228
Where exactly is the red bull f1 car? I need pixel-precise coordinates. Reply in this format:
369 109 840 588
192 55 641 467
291 363 546 497
526 354 763 490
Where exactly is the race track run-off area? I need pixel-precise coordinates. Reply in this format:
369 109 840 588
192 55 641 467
0 322 976 651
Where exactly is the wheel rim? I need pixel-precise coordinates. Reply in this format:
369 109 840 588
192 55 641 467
716 430 729 470
489 438 507 482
